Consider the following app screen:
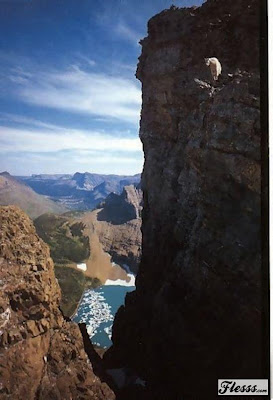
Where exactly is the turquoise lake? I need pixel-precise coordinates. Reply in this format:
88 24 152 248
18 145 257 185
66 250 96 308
73 284 135 348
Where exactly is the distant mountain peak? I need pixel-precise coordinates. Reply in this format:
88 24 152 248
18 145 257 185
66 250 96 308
97 184 143 224
0 173 67 218
15 172 141 211
0 171 11 177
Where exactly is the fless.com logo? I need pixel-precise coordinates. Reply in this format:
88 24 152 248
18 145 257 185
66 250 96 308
218 379 268 396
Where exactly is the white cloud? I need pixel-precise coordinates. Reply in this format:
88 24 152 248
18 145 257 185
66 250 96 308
0 55 143 174
0 112 66 131
76 54 96 67
0 145 143 176
0 118 144 174
8 75 29 84
114 22 141 45
1 154 143 176
0 124 142 153
9 65 141 124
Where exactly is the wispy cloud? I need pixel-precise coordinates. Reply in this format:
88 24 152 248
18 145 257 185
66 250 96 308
0 51 143 174
114 22 141 45
6 64 141 124
0 112 66 131
74 53 96 67
0 149 143 176
0 115 143 175
0 124 142 153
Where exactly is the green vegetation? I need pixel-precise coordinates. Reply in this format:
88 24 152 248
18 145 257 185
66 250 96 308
55 265 101 317
62 210 86 218
34 213 89 264
34 213 100 317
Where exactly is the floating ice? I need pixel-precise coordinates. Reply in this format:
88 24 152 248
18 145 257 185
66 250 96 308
104 325 112 340
73 264 136 348
74 290 114 339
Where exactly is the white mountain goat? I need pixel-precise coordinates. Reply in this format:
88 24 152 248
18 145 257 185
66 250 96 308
205 57 222 81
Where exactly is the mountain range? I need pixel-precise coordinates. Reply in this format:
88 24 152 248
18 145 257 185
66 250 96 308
0 172 67 219
17 172 141 210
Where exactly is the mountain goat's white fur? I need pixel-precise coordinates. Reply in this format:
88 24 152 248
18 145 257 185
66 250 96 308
205 57 222 81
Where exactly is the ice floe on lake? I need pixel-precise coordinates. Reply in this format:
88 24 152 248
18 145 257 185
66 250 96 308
104 325 112 341
73 290 114 338
73 263 136 348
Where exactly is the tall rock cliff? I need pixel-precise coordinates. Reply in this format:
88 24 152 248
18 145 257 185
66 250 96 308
107 0 267 398
96 185 143 273
0 206 115 400
98 185 143 225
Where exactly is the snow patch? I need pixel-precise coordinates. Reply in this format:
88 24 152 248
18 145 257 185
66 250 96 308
105 264 136 287
105 273 135 287
77 263 87 271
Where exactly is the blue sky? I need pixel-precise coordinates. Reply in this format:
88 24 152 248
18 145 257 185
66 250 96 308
0 0 203 175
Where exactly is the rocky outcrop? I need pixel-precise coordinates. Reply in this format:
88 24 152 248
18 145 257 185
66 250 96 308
98 185 142 225
95 219 141 275
80 186 142 277
0 206 115 400
96 185 142 273
107 1 267 399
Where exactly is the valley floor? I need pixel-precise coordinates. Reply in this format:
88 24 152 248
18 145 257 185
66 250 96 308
71 210 132 284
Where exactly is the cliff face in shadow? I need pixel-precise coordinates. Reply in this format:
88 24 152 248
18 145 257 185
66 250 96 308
96 185 142 274
106 0 266 398
97 185 142 225
0 206 115 400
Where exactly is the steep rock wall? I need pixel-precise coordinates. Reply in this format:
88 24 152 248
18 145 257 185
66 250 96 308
107 0 266 398
98 185 143 225
96 185 143 273
0 206 115 400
